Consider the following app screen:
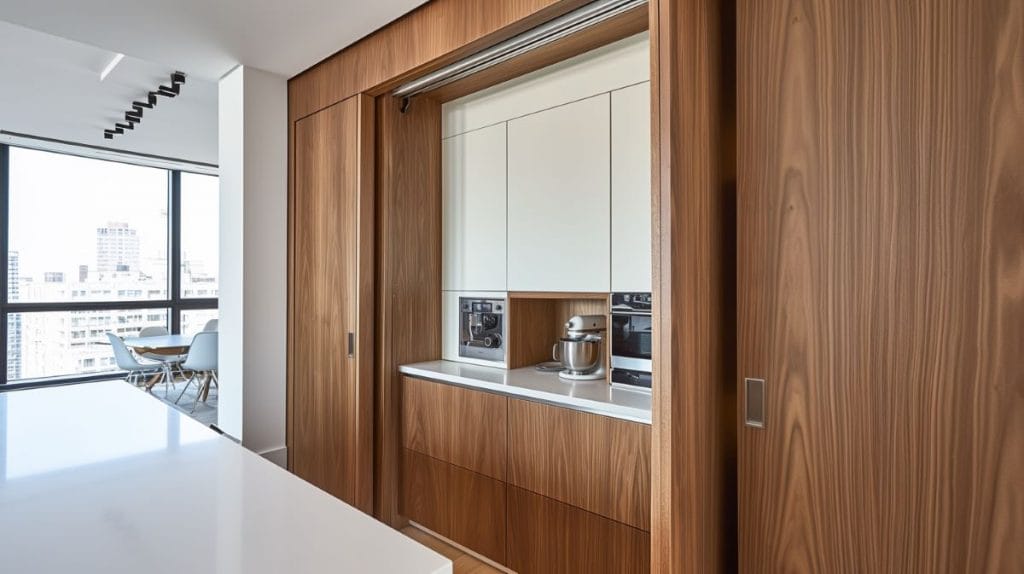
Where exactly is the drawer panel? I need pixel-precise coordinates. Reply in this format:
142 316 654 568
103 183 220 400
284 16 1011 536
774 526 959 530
401 449 507 564
402 376 507 480
507 486 649 574
508 398 651 530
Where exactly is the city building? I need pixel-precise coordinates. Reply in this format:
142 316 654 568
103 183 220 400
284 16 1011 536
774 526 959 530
11 223 216 381
7 250 21 380
96 221 141 274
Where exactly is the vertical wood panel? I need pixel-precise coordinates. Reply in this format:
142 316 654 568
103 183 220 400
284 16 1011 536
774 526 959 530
650 0 736 571
289 0 592 121
289 95 375 512
508 399 651 531
738 0 1024 571
376 95 443 526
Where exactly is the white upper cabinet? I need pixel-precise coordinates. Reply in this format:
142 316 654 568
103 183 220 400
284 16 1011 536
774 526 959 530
611 82 652 292
442 123 507 291
507 94 611 292
442 33 649 138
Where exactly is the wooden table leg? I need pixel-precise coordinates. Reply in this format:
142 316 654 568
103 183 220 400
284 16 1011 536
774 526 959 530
200 373 212 402
144 372 163 391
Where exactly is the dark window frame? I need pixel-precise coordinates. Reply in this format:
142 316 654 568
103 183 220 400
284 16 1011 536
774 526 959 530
0 143 218 389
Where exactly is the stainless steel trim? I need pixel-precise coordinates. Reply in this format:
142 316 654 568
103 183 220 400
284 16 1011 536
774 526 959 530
744 378 765 428
610 356 652 371
392 0 648 98
609 309 653 316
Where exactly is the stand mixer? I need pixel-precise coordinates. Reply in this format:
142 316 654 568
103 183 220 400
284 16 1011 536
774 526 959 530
552 315 607 381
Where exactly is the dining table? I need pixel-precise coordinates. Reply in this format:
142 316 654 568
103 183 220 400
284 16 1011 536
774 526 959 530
121 334 195 393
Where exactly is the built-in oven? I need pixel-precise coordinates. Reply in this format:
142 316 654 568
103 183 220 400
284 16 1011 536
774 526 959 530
610 292 652 388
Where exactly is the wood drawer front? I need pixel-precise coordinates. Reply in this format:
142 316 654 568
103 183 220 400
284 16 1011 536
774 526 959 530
402 376 508 480
401 449 507 564
508 398 651 530
507 486 650 574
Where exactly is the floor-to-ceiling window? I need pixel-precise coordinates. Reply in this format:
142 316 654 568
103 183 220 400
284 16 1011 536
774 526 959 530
1 145 218 387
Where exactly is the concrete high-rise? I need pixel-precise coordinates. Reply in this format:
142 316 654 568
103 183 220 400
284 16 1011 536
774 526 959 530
95 222 140 274
7 250 21 380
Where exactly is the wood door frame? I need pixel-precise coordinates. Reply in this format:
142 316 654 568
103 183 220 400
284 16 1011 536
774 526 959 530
650 0 736 572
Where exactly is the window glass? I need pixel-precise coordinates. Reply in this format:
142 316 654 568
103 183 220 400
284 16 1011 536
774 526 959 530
180 172 219 299
180 308 219 337
6 309 169 382
7 148 169 302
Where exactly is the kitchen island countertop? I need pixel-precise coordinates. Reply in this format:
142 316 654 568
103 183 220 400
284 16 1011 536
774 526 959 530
0 381 451 574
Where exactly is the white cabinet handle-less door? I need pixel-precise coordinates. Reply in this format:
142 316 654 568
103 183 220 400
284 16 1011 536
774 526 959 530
442 123 508 292
611 82 652 293
507 94 611 293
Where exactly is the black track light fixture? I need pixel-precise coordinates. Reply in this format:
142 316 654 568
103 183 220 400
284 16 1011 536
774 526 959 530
104 71 186 139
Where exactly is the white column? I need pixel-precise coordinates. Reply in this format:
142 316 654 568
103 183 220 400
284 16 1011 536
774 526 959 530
217 65 288 466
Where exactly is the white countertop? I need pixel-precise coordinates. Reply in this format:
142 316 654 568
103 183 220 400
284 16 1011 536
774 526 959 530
399 360 652 424
0 382 451 574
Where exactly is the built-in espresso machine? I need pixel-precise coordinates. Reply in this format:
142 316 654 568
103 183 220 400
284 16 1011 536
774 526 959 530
458 297 506 362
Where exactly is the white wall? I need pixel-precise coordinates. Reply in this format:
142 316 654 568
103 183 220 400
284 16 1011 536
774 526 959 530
218 65 288 466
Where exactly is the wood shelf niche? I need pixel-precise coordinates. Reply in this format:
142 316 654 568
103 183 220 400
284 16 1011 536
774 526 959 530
506 291 610 370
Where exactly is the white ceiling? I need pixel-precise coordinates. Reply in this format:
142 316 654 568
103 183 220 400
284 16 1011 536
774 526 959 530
0 0 427 80
0 21 218 165
0 0 425 166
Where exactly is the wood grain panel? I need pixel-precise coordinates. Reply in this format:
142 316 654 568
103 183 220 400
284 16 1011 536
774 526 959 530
289 95 375 512
289 0 591 121
507 294 609 369
737 0 1024 572
402 449 507 565
506 486 650 574
402 376 508 480
650 0 736 571
508 398 651 530
375 95 443 526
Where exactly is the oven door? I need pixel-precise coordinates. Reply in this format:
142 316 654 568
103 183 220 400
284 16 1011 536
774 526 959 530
610 313 652 362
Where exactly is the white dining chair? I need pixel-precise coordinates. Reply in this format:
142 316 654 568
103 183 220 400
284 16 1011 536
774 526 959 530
202 319 218 332
174 332 218 413
138 326 169 337
107 333 164 387
137 325 183 390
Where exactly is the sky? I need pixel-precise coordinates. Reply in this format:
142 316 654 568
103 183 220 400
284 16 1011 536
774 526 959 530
7 146 218 281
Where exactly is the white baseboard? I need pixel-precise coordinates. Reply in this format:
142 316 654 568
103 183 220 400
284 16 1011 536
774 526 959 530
258 446 287 468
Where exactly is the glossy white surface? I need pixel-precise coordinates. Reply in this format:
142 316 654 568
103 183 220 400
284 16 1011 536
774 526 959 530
399 360 652 425
0 382 451 574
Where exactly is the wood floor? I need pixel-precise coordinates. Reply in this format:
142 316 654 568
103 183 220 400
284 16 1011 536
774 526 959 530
402 526 505 574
